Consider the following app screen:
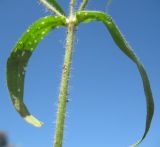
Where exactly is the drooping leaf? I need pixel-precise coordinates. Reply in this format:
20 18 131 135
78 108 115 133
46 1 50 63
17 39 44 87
7 16 66 127
76 11 154 146
47 0 66 15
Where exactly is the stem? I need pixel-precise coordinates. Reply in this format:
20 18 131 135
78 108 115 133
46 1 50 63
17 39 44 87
53 1 76 147
39 0 63 16
79 0 88 11
70 0 75 16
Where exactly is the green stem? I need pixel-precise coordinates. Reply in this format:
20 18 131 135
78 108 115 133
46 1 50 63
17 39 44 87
39 0 63 16
79 0 88 11
53 1 76 147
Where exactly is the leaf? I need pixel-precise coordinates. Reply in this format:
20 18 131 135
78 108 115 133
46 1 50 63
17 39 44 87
47 0 66 15
76 11 154 146
7 16 66 127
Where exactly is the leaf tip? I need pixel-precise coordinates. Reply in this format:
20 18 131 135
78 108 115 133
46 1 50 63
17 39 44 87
130 141 141 147
24 115 44 127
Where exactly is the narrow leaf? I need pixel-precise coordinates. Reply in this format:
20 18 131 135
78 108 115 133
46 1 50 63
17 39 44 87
76 11 154 146
7 16 66 127
47 0 66 15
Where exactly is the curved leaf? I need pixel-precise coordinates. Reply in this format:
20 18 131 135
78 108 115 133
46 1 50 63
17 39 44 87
7 16 66 127
47 0 66 15
76 11 154 146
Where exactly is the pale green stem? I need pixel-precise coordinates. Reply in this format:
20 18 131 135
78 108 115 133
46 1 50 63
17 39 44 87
53 1 76 147
70 0 75 16
39 0 63 16
79 0 88 11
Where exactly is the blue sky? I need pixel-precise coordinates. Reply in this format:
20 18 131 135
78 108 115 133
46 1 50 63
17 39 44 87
0 0 160 147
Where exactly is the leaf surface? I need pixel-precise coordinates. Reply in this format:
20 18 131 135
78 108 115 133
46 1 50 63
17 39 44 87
76 11 154 146
7 16 66 127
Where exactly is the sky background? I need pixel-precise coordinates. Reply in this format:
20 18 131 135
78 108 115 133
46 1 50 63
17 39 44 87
0 0 160 147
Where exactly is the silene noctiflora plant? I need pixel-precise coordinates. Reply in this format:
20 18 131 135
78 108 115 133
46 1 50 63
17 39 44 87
6 0 154 147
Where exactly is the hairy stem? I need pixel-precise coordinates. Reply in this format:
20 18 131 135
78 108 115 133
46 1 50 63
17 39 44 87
79 0 88 11
39 0 63 16
53 1 76 147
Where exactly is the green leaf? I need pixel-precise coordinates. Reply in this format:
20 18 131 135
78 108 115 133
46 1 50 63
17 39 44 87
76 11 154 146
7 16 66 127
47 0 66 15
